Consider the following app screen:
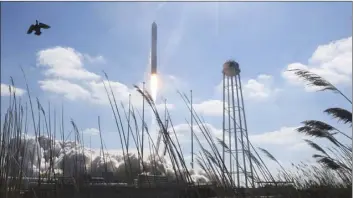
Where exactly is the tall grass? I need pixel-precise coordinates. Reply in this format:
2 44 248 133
0 68 351 197
256 69 352 197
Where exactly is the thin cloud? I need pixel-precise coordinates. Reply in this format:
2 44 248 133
214 74 282 102
193 100 224 117
282 36 352 91
84 54 106 64
82 128 100 136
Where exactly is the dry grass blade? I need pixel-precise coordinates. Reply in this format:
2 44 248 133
36 98 45 116
288 69 336 91
301 120 352 140
301 120 336 131
313 154 325 158
296 125 312 133
216 138 229 150
304 139 329 156
301 128 328 138
324 107 352 125
296 126 340 147
317 157 341 170
203 149 219 167
288 69 352 104
247 152 262 168
258 147 292 181
258 147 277 162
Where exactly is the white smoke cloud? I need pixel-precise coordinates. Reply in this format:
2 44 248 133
1 134 209 184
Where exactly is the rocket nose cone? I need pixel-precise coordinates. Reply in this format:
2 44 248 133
152 21 157 27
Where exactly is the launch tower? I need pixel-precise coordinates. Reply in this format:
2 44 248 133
222 60 255 188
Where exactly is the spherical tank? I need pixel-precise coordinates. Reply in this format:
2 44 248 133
222 60 240 77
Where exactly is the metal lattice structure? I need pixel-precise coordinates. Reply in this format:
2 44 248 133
222 60 255 188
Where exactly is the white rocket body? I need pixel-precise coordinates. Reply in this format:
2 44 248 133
151 22 157 74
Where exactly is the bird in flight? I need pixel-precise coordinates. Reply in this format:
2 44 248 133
27 20 50 36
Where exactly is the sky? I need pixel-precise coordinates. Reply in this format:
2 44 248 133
1 2 352 172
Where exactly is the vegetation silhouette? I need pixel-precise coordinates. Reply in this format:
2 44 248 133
0 68 351 197
258 68 352 197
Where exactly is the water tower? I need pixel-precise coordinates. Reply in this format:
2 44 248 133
222 60 255 188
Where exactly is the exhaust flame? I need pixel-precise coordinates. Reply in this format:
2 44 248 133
150 74 158 131
150 74 158 102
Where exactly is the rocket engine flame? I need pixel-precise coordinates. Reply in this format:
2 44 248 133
150 74 158 132
150 74 158 102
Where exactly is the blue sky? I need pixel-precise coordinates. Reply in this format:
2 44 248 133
1 2 352 170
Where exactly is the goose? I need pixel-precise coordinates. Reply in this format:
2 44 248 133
27 20 50 36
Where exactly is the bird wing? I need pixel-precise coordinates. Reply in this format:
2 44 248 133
27 25 35 34
39 23 50 29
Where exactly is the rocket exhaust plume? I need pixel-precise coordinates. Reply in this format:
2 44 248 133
150 74 158 102
150 22 158 131
150 21 158 102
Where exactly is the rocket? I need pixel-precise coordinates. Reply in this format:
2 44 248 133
151 22 157 75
